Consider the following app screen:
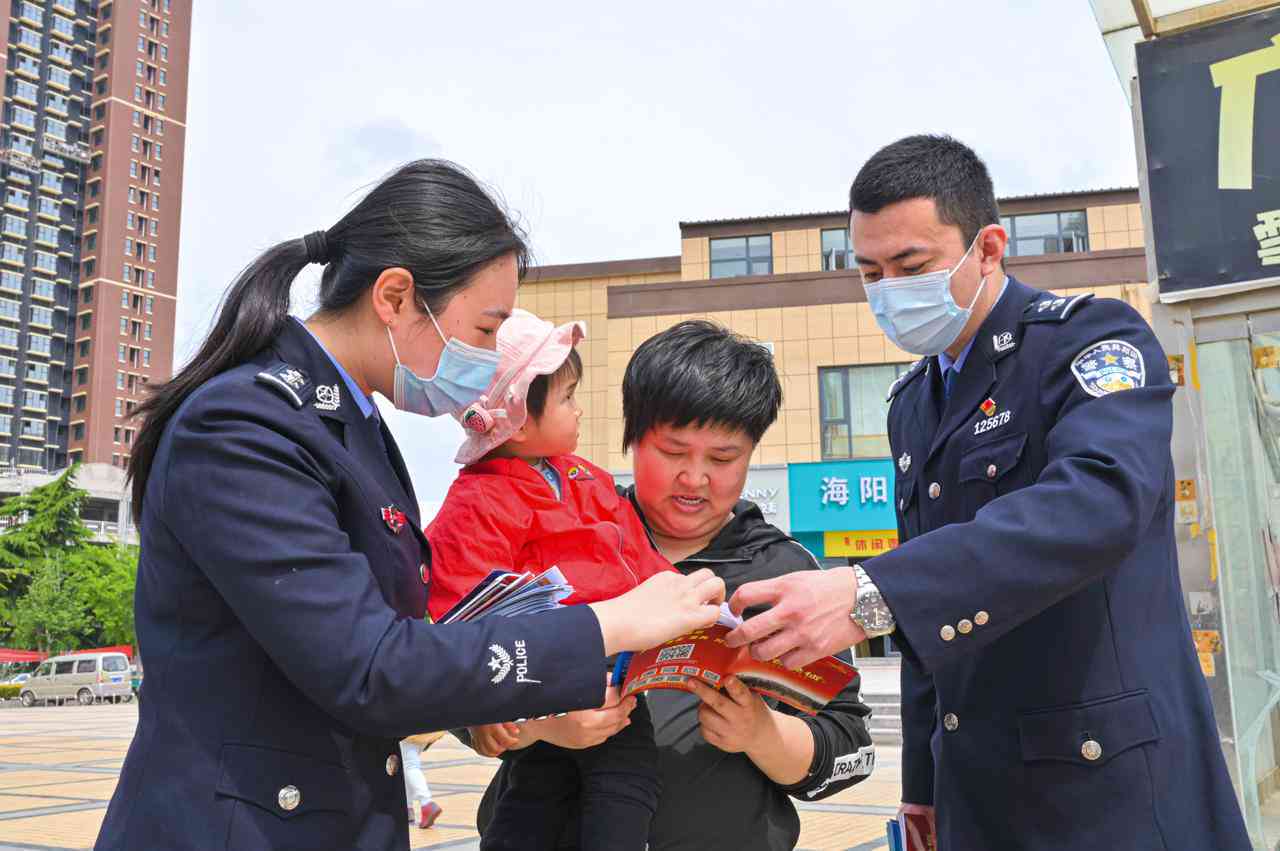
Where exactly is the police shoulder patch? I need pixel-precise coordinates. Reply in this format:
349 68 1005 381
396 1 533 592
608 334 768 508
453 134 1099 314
1070 339 1145 397
1022 293 1093 324
255 361 314 409
886 359 928 401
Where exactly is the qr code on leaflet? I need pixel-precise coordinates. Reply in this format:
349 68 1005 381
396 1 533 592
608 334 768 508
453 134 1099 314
657 644 695 663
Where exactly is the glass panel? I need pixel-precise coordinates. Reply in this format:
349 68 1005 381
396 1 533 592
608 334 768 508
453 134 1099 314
1014 213 1059 238
1016 238 1050 257
1200 334 1280 846
709 237 746 262
822 422 851 459
710 259 748 279
822 228 850 270
747 235 771 259
820 369 846 420
75 659 95 674
748 259 771 276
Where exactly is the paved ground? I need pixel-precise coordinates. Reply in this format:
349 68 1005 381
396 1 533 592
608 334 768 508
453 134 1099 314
0 701 902 850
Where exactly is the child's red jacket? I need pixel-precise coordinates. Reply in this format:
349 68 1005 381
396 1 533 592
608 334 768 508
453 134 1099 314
425 455 674 622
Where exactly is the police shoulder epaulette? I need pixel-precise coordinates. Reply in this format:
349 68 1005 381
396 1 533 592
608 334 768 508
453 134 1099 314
1022 293 1093 324
886 358 928 401
255 361 314 409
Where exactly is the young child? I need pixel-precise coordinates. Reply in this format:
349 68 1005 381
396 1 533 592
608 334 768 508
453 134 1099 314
425 308 674 851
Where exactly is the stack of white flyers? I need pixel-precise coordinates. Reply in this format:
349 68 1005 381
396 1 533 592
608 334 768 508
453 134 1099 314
437 566 575 624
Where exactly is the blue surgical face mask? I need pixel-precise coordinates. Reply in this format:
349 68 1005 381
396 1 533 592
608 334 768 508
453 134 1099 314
864 234 988 357
386 303 500 417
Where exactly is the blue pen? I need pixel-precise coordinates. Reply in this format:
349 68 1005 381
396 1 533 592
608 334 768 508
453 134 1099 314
610 652 633 686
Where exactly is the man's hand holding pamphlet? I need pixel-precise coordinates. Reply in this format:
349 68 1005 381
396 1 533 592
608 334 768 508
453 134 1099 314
619 604 856 715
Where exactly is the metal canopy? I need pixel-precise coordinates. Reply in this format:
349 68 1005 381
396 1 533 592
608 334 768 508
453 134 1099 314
1089 0 1279 98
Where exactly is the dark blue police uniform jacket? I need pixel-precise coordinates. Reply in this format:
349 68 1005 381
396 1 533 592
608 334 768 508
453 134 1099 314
95 319 609 851
862 277 1248 850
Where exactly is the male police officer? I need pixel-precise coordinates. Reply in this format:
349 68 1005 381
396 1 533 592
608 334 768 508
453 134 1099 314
728 135 1249 849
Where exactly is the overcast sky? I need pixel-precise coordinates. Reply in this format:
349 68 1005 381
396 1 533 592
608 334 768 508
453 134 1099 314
174 0 1137 515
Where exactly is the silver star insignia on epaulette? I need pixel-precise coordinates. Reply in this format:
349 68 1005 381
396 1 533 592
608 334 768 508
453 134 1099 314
280 368 306 390
314 384 341 411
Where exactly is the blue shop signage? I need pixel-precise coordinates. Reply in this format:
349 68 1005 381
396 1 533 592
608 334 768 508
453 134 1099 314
788 458 897 533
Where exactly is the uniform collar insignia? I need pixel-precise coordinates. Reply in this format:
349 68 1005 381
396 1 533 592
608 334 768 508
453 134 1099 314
314 384 341 412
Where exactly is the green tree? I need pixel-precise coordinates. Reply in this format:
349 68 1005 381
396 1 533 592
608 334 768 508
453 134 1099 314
0 465 91 590
9 559 89 654
0 465 139 650
67 544 139 647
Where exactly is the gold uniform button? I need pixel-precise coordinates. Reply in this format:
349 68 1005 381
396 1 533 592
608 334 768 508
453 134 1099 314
928 482 942 500
974 611 990 626
986 464 998 479
1081 740 1103 762
940 625 956 642
278 785 301 812
943 713 959 732
386 754 399 776
957 619 973 635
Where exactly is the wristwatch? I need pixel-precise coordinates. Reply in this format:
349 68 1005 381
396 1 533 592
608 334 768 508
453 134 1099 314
850 565 896 639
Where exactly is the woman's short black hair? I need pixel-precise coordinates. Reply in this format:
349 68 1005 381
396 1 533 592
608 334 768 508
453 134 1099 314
622 320 782 450
849 134 999 246
526 347 582 420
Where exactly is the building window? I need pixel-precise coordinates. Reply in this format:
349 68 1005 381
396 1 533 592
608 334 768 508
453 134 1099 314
83 259 95 278
78 340 89 357
144 322 152 340
120 290 131 309
33 252 56 274
0 386 13 406
148 245 157 262
0 272 20 293
72 423 83 441
818 364 914 459
29 307 52 327
119 317 129 335
116 371 125 390
74 395 85 412
143 349 151 367
821 228 854 271
710 235 772 279
9 106 36 131
145 296 154 314
1000 211 1089 258
28 334 51 355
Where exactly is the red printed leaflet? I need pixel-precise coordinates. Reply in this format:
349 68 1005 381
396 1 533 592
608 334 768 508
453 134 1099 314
621 623 856 714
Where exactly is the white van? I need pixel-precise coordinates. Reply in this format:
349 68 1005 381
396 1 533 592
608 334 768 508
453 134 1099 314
19 652 133 706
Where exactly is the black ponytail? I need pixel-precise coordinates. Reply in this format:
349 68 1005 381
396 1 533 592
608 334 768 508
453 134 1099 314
128 159 529 517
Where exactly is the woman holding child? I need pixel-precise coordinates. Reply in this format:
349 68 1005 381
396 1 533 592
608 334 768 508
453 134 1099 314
95 161 725 851
461 321 875 850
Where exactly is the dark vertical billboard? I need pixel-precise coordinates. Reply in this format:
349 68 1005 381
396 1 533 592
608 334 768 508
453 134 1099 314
1137 8 1280 297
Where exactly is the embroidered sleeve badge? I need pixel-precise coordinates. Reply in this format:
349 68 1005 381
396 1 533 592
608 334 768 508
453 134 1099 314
1071 339 1146 397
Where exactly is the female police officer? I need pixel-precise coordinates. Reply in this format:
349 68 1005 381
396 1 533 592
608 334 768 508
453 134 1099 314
94 160 724 851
